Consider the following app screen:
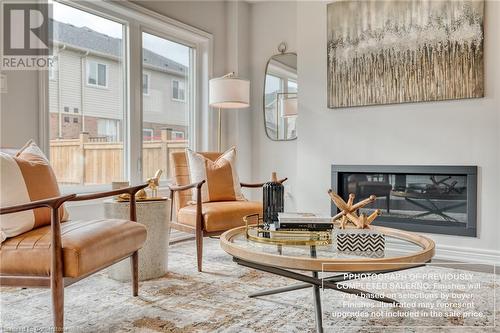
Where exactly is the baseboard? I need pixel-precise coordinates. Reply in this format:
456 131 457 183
432 244 500 265
386 239 500 266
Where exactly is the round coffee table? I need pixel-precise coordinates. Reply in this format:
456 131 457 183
220 225 435 333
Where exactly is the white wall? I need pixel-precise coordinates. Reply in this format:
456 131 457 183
249 1 298 209
0 71 40 147
250 1 500 263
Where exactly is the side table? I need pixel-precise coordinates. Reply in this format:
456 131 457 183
104 198 170 281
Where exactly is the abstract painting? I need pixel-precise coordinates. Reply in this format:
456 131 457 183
327 0 484 108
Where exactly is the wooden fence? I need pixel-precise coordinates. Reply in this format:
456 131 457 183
50 133 188 185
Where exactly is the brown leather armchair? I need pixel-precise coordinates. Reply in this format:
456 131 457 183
169 152 280 272
0 184 148 332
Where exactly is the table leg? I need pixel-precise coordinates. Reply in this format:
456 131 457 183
312 270 323 333
309 246 324 332
249 274 352 298
249 282 310 298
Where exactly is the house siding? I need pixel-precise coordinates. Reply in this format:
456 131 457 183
143 68 187 126
83 55 124 120
50 51 188 140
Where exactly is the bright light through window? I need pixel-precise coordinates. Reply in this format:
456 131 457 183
49 2 126 187
142 32 192 182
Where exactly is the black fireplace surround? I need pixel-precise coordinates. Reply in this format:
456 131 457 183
331 165 477 237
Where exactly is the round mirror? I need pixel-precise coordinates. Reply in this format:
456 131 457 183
263 52 297 141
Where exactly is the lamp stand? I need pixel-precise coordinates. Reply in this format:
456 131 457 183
217 107 222 152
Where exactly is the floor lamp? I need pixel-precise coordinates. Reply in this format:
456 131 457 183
209 72 250 151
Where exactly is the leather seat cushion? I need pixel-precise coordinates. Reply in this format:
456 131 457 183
0 219 147 278
177 201 262 232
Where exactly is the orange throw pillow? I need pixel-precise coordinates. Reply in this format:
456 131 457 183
0 140 67 242
186 147 245 202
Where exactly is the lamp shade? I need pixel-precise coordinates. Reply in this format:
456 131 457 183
282 97 298 117
209 77 250 109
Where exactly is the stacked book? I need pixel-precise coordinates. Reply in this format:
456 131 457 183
277 212 334 231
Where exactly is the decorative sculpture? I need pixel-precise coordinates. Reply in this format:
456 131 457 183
116 169 163 202
147 169 163 198
328 190 381 229
117 189 146 202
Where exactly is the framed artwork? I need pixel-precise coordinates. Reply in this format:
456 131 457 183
327 0 484 108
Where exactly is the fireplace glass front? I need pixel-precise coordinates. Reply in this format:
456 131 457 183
331 165 477 236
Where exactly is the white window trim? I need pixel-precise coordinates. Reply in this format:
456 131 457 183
39 0 213 193
171 78 185 102
86 60 109 89
142 73 150 95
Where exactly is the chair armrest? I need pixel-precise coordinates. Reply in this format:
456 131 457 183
240 178 288 188
169 180 205 192
69 183 148 222
68 183 148 202
0 194 76 215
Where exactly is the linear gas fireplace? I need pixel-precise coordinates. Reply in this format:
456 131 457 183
331 165 477 237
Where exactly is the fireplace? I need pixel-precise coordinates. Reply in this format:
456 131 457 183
331 165 477 237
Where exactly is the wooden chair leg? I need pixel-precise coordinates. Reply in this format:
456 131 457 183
51 207 64 332
131 251 139 296
195 228 203 272
51 274 64 332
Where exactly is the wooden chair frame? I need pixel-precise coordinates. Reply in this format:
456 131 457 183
169 178 287 272
0 183 148 332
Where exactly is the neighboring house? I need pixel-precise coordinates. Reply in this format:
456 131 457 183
49 20 188 142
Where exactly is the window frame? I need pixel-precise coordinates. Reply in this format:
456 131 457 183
40 0 213 193
86 60 109 89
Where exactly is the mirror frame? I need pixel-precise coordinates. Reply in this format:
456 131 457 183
263 52 298 141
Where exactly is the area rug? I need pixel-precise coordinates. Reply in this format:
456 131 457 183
1 237 498 332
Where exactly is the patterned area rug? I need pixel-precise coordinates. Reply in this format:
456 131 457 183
1 237 498 332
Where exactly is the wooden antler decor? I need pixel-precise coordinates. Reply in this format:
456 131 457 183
328 190 381 229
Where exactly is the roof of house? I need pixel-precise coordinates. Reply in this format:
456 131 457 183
51 19 187 75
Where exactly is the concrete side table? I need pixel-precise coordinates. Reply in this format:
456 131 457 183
104 199 170 281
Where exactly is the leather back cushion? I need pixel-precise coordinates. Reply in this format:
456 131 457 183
170 151 221 211
0 141 67 243
186 147 244 203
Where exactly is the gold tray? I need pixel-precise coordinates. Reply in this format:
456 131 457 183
243 214 333 246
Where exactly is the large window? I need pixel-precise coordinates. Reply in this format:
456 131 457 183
46 0 207 191
142 32 192 182
49 2 125 187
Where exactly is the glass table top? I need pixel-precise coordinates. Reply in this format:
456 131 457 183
228 229 424 260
